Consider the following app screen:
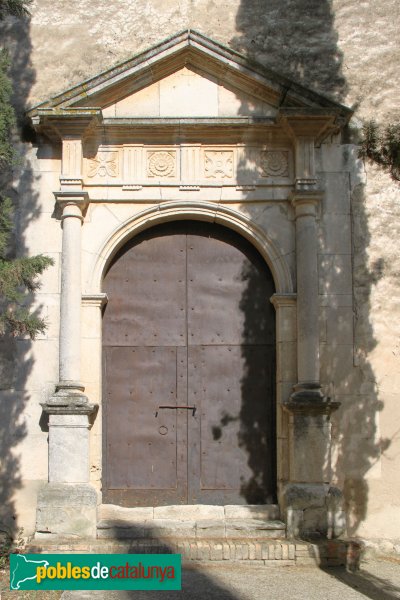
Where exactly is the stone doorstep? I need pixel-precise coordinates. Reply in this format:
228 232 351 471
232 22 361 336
96 504 284 542
98 503 281 523
96 518 286 540
26 538 362 569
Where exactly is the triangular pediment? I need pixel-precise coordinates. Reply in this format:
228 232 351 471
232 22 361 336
29 30 352 121
100 66 277 119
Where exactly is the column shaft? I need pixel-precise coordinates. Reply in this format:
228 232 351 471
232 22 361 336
59 202 83 383
295 202 320 385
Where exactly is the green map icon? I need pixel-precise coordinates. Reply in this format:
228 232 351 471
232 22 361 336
10 555 49 590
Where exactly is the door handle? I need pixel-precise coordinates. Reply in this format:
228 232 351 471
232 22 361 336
158 405 196 415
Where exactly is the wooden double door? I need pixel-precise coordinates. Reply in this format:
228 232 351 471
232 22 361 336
103 221 276 506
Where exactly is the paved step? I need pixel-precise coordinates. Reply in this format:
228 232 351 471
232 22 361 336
98 503 281 522
97 518 286 540
96 504 285 540
26 538 363 569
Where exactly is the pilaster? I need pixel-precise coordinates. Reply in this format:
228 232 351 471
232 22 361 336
60 137 83 189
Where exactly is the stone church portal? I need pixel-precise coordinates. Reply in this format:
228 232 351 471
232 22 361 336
102 221 276 506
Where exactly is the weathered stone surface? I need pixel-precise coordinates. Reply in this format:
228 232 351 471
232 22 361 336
284 484 328 511
150 520 196 538
98 504 154 522
195 520 226 539
224 505 280 520
153 505 224 521
225 520 285 539
36 484 97 538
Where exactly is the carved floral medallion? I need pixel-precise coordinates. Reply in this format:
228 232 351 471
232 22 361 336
87 151 118 178
259 150 289 177
204 151 233 178
148 151 176 177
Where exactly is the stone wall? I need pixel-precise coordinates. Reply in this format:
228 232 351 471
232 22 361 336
0 0 399 547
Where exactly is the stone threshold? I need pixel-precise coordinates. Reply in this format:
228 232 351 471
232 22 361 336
96 503 285 540
98 503 281 521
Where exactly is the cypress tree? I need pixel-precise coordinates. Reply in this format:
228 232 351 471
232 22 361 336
0 0 53 338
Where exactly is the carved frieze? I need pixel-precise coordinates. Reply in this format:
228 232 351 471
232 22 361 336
259 150 289 177
83 143 292 188
204 151 234 178
147 151 176 178
87 151 119 178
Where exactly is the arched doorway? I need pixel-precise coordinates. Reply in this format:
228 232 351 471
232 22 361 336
102 220 276 506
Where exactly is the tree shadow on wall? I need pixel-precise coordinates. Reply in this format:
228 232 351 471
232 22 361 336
210 228 277 505
224 0 390 544
231 0 348 102
0 12 53 546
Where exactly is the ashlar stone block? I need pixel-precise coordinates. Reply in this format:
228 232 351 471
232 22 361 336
36 483 97 538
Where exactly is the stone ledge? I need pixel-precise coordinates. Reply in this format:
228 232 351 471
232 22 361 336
96 518 286 540
98 503 280 522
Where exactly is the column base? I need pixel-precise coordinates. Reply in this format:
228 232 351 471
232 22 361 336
47 381 89 406
286 382 340 413
35 483 98 539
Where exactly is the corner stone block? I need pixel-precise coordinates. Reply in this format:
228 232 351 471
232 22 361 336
36 483 98 539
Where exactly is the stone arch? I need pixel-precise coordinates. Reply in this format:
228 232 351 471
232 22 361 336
88 201 294 295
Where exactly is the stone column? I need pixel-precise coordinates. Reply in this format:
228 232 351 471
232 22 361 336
37 193 98 540
290 192 323 402
281 131 341 539
59 199 85 387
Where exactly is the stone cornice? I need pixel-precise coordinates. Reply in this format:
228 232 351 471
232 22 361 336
279 109 345 144
30 111 346 144
31 108 102 141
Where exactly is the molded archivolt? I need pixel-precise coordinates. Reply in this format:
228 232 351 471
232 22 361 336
87 202 293 295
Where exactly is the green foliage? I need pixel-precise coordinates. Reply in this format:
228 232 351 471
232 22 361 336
0 0 31 21
0 50 16 168
0 0 54 339
359 120 400 181
0 528 25 569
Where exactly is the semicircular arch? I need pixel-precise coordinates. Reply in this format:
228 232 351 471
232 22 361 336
88 201 293 294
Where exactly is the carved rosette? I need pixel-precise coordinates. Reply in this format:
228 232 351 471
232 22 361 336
260 150 289 177
87 151 118 178
204 151 233 178
148 151 176 178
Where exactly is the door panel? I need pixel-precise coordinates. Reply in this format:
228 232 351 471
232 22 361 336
104 346 187 505
187 229 275 345
103 231 187 347
102 221 276 506
187 231 246 345
187 345 275 504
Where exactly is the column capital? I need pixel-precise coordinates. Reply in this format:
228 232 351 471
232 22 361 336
81 293 108 309
54 191 89 220
270 293 297 309
290 190 323 218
